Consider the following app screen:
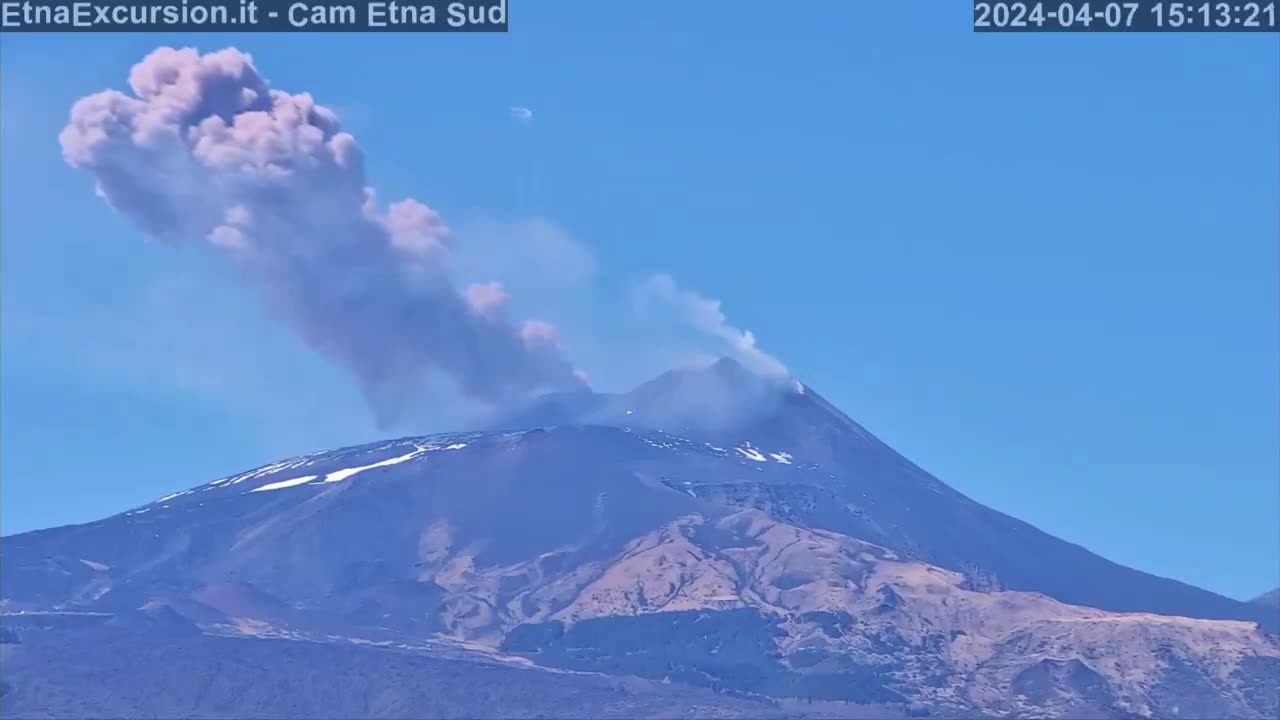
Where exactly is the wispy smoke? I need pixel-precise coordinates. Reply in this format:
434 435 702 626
637 273 788 378
59 47 584 428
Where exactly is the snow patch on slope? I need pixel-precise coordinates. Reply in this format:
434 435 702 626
320 446 429 485
735 444 768 463
250 475 321 493
249 442 471 493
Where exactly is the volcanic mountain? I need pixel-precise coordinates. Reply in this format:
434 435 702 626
1253 589 1280 609
3 359 1277 719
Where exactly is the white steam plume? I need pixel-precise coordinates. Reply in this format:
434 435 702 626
638 273 788 379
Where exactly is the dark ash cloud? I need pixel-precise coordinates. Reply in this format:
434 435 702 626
59 47 586 427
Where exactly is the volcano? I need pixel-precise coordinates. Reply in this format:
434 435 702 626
3 359 1277 719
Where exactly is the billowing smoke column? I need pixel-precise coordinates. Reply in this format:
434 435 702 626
59 47 586 427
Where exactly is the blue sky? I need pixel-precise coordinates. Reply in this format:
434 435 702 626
1 4 1276 601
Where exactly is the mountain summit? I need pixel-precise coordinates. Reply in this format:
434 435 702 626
503 359 1273 628
3 361 1277 719
491 356 798 435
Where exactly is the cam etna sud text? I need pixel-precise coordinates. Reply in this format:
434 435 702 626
288 0 505 27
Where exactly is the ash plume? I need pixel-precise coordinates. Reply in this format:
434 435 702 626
59 47 585 428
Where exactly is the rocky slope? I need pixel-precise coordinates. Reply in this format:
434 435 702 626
0 615 829 720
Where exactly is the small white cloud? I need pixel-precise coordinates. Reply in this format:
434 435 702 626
509 106 533 122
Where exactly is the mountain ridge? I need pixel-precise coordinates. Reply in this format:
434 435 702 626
1252 588 1280 608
